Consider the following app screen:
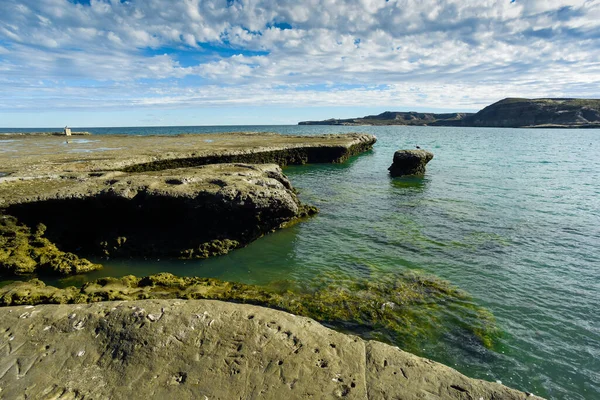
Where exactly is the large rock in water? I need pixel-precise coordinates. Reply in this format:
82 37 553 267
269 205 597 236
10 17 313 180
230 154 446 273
388 149 434 177
0 299 541 399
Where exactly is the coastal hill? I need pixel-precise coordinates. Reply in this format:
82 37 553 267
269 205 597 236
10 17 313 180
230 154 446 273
299 98 600 128
464 97 600 128
299 111 473 126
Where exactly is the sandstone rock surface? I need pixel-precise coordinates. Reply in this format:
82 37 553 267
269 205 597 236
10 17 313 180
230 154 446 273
0 299 541 399
388 149 434 177
0 164 315 272
0 132 374 273
0 271 503 354
0 132 376 178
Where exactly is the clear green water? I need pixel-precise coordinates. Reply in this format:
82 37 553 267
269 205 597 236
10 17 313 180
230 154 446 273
5 125 600 399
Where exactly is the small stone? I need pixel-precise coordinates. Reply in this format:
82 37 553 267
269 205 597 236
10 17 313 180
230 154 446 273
73 320 85 330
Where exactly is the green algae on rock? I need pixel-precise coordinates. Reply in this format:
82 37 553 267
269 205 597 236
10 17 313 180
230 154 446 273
0 214 101 277
0 270 501 353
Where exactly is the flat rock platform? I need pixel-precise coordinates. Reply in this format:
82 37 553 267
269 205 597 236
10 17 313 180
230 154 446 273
0 299 540 399
0 132 376 178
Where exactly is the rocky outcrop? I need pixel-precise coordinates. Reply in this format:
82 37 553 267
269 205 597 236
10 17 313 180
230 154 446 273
0 299 541 399
0 270 503 353
388 149 434 177
1 164 316 269
0 132 376 178
0 133 375 275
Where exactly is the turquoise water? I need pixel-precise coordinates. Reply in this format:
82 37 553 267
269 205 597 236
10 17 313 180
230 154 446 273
5 125 600 399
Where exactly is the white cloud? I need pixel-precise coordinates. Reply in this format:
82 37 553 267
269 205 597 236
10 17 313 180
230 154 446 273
0 0 598 114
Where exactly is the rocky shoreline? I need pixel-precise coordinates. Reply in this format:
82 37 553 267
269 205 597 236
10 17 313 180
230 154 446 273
0 270 501 352
0 133 374 276
0 132 544 398
1 164 316 271
0 131 92 136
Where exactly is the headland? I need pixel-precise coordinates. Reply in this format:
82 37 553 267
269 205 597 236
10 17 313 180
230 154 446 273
299 97 600 128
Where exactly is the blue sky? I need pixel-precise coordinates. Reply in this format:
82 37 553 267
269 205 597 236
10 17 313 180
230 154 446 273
0 0 599 127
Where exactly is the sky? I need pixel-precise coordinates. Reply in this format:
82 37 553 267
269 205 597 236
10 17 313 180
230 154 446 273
0 0 599 127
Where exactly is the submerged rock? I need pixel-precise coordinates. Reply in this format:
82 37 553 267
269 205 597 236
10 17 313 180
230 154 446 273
388 149 434 177
0 299 541 399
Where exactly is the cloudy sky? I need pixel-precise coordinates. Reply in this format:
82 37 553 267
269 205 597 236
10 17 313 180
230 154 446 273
1 0 599 127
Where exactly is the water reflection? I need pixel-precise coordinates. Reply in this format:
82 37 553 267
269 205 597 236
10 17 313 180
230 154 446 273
389 175 429 191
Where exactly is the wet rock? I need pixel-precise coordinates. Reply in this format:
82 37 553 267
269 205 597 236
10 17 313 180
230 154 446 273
388 149 434 177
0 299 543 399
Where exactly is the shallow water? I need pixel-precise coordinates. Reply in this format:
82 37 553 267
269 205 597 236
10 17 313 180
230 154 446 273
4 125 600 399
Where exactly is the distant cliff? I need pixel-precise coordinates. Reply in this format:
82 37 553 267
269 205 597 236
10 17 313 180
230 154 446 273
462 98 600 128
299 98 600 128
299 111 473 126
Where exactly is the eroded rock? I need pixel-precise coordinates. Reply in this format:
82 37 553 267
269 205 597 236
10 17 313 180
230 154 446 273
1 164 316 262
0 132 376 178
388 149 434 177
0 133 376 267
0 215 101 276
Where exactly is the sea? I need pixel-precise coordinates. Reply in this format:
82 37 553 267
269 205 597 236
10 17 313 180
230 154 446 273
1 125 599 399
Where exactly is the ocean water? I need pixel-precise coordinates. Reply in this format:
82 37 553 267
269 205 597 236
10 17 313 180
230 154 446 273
3 125 600 399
